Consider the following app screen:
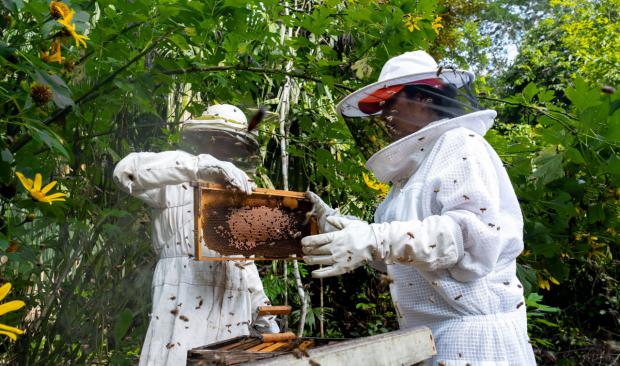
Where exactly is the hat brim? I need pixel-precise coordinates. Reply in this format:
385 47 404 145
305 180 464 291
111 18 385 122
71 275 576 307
336 69 475 117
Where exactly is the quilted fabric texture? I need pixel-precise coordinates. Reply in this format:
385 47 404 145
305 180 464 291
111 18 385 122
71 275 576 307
113 151 278 366
369 111 536 365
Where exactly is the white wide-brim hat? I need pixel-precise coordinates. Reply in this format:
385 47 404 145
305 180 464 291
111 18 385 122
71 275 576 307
336 50 475 117
182 104 257 136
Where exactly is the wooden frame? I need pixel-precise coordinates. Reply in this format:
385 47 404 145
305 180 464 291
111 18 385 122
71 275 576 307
193 183 316 261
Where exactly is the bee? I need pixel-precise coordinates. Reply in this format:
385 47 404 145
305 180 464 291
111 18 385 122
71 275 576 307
165 343 175 349
170 308 179 316
180 315 189 322
517 302 524 309
454 294 463 301
463 195 470 200
406 232 415 239
380 274 394 286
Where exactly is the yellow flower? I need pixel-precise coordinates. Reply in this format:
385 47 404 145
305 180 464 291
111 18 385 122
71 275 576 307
50 1 71 20
363 172 390 198
403 14 423 32
0 283 25 342
57 10 89 48
432 16 444 34
15 172 66 204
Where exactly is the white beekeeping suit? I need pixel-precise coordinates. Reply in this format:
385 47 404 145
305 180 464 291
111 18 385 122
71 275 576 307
113 104 278 366
302 51 536 365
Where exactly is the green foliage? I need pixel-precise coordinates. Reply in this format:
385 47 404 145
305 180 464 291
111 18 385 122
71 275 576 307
0 0 617 364
485 79 619 361
502 0 620 99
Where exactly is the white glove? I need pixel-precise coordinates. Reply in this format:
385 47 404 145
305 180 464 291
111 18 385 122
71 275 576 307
306 191 360 233
113 151 254 196
197 154 254 195
305 191 339 233
302 215 463 278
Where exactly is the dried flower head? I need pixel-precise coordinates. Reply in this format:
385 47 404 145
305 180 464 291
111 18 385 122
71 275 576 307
50 1 71 19
30 83 53 105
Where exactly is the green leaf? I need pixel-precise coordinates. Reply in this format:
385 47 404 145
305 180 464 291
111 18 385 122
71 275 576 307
565 147 585 164
531 149 564 185
34 71 74 109
1 0 24 12
26 125 70 159
522 82 539 103
113 308 133 347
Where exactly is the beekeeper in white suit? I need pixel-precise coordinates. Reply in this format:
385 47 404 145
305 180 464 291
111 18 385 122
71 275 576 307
113 104 278 366
302 51 537 365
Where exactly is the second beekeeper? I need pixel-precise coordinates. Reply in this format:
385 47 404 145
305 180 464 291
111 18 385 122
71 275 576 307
113 104 279 366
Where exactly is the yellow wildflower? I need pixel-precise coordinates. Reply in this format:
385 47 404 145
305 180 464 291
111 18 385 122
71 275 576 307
40 39 63 63
0 283 25 342
403 14 423 32
50 1 71 20
363 172 390 198
15 172 66 204
432 16 443 34
57 10 89 48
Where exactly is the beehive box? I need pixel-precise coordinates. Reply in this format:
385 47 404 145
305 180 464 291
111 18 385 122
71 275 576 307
187 327 437 366
193 183 317 260
186 334 338 366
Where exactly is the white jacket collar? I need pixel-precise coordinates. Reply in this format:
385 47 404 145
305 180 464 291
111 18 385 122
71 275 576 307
366 110 497 184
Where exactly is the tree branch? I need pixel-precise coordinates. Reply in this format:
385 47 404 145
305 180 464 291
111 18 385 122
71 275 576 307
9 32 170 154
162 65 355 92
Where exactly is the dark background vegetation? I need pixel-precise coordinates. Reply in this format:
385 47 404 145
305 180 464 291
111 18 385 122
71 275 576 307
0 0 618 364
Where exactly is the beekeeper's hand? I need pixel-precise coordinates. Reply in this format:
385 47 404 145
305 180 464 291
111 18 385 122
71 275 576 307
302 215 463 278
197 154 255 195
302 216 380 278
305 191 339 233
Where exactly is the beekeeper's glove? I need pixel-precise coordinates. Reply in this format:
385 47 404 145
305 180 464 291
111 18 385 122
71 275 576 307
306 191 360 233
302 215 463 278
197 154 255 195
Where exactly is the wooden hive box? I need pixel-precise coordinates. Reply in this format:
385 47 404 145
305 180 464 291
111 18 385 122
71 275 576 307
187 327 437 366
186 333 339 366
194 183 316 260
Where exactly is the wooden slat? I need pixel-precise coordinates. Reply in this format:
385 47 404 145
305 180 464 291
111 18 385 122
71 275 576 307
261 332 296 343
247 342 275 352
200 183 306 199
219 339 258 351
248 327 436 366
258 342 289 353
257 306 292 316
193 185 202 261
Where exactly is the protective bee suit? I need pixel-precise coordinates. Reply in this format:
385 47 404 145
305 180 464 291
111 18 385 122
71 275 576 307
113 104 278 366
302 51 536 365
